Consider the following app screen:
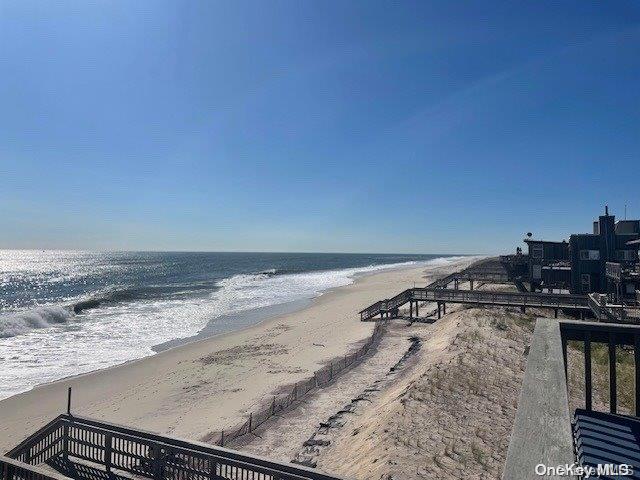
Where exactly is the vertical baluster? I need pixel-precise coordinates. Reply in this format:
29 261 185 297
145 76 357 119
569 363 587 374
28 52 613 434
561 331 568 385
105 433 112 473
635 334 640 416
585 331 592 411
609 333 617 414
63 423 69 462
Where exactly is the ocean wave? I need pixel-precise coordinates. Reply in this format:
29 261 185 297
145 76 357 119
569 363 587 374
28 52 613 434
208 260 423 318
0 306 75 338
70 283 219 313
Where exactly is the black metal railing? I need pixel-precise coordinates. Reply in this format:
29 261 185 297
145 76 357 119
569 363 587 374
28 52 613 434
1 455 71 480
8 415 346 480
560 320 640 416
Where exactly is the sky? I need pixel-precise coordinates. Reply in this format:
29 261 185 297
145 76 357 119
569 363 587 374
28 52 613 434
1 1 639 254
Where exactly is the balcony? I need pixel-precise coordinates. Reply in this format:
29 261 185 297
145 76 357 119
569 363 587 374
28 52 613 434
503 319 640 479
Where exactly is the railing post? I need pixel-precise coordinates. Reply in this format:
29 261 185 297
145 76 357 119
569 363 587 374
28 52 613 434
104 432 112 473
209 458 218 480
63 421 69 461
150 444 164 480
609 333 618 414
635 334 640 416
585 331 592 411
561 329 568 386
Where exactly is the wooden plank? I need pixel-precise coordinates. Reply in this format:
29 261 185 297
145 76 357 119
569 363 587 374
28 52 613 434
502 319 577 480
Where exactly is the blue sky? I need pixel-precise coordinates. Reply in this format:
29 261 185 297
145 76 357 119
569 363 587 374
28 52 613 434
1 1 639 254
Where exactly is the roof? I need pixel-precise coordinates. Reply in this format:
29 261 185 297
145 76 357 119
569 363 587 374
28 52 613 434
627 239 640 245
523 239 568 244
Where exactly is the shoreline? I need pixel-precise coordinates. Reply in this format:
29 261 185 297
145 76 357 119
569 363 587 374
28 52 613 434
154 257 450 353
0 255 479 452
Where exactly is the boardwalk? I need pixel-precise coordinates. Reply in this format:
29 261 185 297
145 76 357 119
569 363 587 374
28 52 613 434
359 287 590 321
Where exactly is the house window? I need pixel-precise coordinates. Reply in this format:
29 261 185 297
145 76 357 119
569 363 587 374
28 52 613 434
531 245 543 260
532 265 542 280
617 250 638 261
581 274 591 292
580 250 600 261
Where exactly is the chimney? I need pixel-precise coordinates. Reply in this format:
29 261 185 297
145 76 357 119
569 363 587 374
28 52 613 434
605 205 609 216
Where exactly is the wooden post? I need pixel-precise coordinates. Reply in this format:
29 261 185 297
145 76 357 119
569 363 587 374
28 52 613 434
105 433 113 473
63 424 69 461
555 308 559 318
220 430 224 447
635 334 640 416
248 413 253 432
209 458 218 480
470 280 474 291
609 334 617 414
415 301 419 317
67 387 72 415
437 302 441 319
409 301 413 318
585 332 592 411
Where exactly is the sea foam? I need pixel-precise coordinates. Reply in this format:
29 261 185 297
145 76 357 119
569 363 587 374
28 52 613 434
0 306 74 338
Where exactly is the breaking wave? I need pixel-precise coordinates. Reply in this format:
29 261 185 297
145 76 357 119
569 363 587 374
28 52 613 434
0 306 75 338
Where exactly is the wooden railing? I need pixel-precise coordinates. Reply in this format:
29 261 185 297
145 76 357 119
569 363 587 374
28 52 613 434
587 293 640 323
504 318 640 479
503 319 576 480
560 320 640 415
7 414 346 480
413 288 589 310
1 456 71 480
360 287 589 321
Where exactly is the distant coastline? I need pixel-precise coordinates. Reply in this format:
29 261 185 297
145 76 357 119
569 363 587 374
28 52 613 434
0 255 477 453
0 251 464 399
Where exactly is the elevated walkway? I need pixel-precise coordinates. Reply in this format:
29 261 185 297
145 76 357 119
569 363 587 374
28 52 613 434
359 287 589 321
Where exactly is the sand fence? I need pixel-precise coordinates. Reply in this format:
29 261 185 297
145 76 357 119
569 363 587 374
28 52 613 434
203 321 385 446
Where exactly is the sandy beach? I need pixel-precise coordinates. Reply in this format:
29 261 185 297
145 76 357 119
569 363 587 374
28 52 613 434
0 256 478 453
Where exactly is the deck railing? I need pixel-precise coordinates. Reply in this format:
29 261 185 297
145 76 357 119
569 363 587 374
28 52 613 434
7 415 346 480
504 318 640 479
560 320 640 415
413 288 589 310
1 456 72 480
360 287 590 321
503 319 576 480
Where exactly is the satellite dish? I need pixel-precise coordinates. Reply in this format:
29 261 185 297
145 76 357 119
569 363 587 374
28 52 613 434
526 232 533 238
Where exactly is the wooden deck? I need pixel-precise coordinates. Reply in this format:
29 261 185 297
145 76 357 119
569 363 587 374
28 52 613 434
6 414 346 480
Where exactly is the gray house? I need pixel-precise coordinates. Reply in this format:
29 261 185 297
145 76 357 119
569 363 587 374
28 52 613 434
522 207 640 294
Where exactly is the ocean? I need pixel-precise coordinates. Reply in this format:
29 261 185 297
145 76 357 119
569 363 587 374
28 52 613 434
0 250 458 400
